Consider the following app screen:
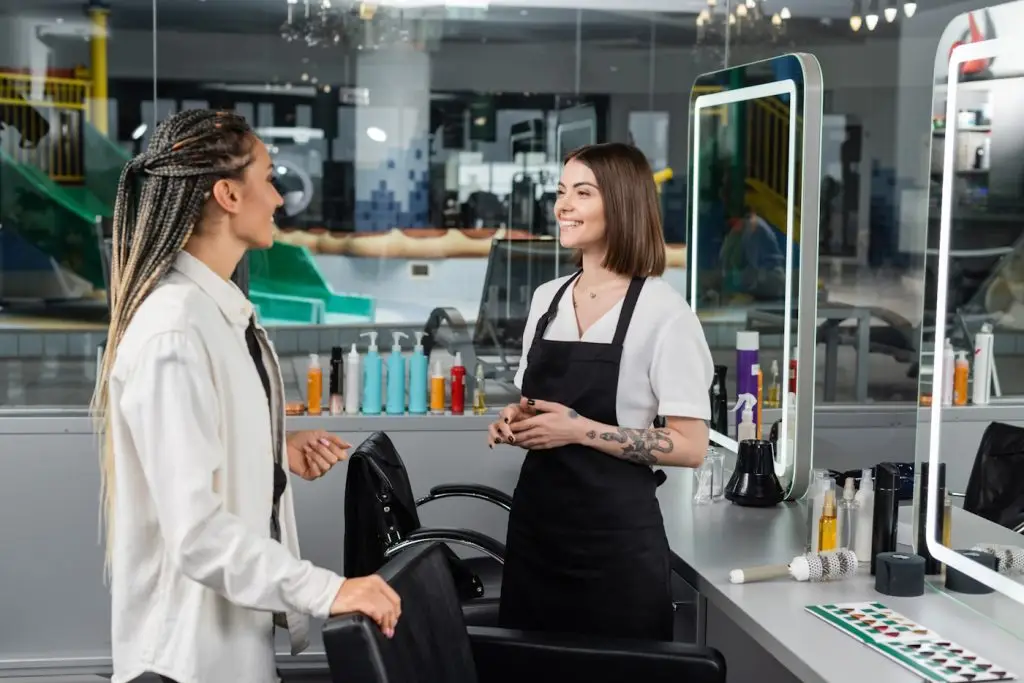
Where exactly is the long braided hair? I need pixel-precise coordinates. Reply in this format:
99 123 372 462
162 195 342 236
91 109 255 570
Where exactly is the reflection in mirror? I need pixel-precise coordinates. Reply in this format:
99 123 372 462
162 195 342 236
687 54 822 501
922 7 1024 624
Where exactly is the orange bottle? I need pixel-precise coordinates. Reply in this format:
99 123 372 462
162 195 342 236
430 360 446 415
306 353 323 415
952 351 968 406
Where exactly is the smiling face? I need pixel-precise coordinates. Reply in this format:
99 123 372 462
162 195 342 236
554 159 606 252
223 137 283 250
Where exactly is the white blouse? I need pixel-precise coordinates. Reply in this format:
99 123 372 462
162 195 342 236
514 275 714 429
107 251 344 683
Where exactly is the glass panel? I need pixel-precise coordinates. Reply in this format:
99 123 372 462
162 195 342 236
918 2 1024 635
687 54 823 499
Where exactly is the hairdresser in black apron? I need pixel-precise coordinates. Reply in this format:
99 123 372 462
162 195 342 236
489 143 713 642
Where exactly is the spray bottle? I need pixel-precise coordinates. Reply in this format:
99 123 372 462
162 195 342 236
953 350 969 406
941 338 954 407
408 332 429 415
973 323 994 405
344 343 361 415
736 393 757 441
386 331 408 415
360 331 382 415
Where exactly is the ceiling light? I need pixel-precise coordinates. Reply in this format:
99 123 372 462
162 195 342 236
771 12 781 25
780 7 791 19
736 4 748 17
866 13 878 29
131 123 147 140
850 14 862 31
904 1 916 17
884 0 897 21
366 127 387 142
745 0 755 7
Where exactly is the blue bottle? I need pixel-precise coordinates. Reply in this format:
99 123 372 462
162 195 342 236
360 331 382 416
385 331 408 415
408 331 429 415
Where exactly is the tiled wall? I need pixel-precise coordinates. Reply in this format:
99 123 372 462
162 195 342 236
354 137 430 232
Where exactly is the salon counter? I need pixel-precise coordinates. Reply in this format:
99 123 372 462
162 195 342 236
2 409 1024 680
658 470 1024 683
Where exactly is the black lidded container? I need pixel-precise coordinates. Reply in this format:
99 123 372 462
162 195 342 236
871 462 902 576
329 346 344 396
710 365 729 435
917 461 946 575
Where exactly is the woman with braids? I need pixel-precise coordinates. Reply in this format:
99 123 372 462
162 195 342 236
92 109 400 683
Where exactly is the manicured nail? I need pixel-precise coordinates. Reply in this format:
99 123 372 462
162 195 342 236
508 436 515 444
494 437 501 444
319 437 331 446
504 417 510 424
527 399 536 406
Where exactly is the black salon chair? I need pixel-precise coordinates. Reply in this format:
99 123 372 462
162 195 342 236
960 421 1024 533
324 542 727 683
343 432 509 626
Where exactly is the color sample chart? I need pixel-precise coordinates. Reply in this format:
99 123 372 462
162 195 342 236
805 602 1016 682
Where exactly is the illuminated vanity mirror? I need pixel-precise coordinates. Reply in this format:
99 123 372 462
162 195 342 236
686 54 823 500
921 3 1024 623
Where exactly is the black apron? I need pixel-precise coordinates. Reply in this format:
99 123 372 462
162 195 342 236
498 271 673 641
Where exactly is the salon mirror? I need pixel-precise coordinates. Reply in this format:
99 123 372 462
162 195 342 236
919 3 1024 631
686 54 823 501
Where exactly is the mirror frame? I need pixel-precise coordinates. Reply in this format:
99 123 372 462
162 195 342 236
686 53 823 501
926 36 1024 605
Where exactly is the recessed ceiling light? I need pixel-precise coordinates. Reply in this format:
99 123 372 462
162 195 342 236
366 127 387 142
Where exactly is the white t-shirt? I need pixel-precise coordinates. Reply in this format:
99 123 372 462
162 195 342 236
514 275 714 429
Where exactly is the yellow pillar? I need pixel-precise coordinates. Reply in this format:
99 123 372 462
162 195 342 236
88 2 109 134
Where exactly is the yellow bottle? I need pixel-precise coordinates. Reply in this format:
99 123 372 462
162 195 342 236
429 360 446 415
306 353 323 416
472 361 487 415
818 486 838 552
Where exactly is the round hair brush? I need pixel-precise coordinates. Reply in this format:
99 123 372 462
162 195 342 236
971 543 1024 576
729 549 859 584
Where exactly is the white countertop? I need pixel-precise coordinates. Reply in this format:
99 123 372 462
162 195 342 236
657 469 1024 683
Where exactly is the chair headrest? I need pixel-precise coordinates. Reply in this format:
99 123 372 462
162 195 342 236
323 543 478 683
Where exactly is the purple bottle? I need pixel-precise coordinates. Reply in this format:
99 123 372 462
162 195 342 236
735 331 760 439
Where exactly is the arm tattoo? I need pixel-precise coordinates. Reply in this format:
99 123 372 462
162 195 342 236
592 428 673 465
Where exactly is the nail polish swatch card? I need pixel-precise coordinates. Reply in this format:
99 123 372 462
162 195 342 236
806 602 1016 682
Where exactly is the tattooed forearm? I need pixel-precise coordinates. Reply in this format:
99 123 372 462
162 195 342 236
589 428 674 465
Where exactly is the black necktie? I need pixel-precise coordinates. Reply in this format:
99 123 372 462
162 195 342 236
243 317 287 532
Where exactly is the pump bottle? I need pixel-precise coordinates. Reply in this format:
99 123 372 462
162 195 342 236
306 353 323 416
386 332 408 415
853 469 874 564
360 331 382 415
344 343 361 415
409 332 429 414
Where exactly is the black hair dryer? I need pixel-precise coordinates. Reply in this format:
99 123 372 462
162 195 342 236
725 439 784 507
710 365 729 435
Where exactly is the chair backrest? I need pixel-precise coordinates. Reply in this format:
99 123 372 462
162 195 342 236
324 543 479 683
964 421 1024 530
344 432 422 578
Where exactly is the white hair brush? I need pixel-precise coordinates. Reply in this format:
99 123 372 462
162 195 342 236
729 549 859 584
971 543 1024 575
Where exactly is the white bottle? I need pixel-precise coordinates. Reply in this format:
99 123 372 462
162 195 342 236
941 338 954 407
344 343 361 415
973 323 994 406
737 404 756 441
853 468 875 565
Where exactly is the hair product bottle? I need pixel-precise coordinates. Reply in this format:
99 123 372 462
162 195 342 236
344 343 361 415
818 482 838 552
306 353 323 416
430 361 446 415
360 331 382 416
450 352 466 415
329 346 344 415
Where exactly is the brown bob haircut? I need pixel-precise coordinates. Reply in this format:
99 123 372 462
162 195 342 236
563 142 666 278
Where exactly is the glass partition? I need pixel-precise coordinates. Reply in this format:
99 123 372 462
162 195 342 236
686 54 823 500
919 2 1024 628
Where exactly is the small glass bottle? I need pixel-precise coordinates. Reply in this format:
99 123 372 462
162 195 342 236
707 446 726 501
693 458 713 505
806 469 829 553
818 482 838 552
836 477 860 549
472 361 487 415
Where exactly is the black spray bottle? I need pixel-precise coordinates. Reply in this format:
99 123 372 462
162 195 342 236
710 365 729 435
871 463 901 576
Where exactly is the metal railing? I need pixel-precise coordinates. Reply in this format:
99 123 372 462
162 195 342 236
0 71 92 182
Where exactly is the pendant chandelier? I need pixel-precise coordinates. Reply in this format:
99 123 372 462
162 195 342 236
279 0 435 51
695 0 789 49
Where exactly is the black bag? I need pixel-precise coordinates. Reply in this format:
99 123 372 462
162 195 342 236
963 421 1024 531
343 432 484 599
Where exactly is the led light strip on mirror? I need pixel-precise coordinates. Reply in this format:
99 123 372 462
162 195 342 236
928 36 1024 606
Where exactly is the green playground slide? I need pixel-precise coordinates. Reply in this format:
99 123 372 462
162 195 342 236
1 122 373 323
